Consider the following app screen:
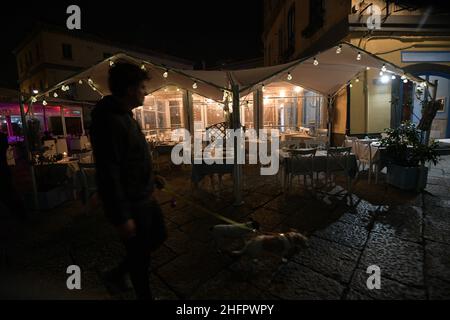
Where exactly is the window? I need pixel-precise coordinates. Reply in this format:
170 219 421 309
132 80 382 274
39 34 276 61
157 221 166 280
302 0 324 38
62 43 73 59
262 83 325 132
287 4 295 52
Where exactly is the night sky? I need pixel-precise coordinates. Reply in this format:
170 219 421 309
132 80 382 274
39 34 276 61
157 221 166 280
0 0 263 89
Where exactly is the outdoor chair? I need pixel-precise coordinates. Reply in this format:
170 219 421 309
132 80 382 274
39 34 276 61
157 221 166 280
325 146 353 200
77 163 97 214
287 148 317 194
355 140 379 184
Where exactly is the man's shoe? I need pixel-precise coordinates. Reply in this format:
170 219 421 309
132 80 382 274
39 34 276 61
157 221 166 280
101 268 133 295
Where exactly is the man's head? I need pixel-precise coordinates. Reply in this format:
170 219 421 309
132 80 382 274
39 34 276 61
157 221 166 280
108 62 150 109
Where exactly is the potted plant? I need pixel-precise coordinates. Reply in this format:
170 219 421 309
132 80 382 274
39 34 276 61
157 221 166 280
380 121 439 191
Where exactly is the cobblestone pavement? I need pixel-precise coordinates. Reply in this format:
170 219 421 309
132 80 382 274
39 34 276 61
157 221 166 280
1 157 450 300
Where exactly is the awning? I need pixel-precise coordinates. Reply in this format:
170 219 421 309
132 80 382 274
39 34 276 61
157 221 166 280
33 42 429 103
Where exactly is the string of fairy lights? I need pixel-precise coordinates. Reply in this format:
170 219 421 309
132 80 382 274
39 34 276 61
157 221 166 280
28 45 430 108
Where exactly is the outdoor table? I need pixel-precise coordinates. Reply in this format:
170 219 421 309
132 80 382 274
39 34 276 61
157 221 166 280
279 149 358 190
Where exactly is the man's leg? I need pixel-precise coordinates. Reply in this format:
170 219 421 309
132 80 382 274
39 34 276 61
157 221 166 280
124 236 152 300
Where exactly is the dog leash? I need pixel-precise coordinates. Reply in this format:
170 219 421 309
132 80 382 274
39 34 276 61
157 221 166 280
160 184 254 231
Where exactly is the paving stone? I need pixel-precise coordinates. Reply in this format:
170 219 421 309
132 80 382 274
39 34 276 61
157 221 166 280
423 194 450 209
427 277 450 300
313 221 369 250
345 289 374 300
180 216 222 243
192 269 277 300
249 207 289 232
292 236 360 284
372 206 423 243
243 192 275 210
425 184 450 198
263 262 345 300
359 232 424 287
337 199 377 228
150 273 179 300
151 244 178 271
71 240 125 272
155 244 231 298
164 228 206 255
424 206 450 244
349 268 426 300
425 240 450 283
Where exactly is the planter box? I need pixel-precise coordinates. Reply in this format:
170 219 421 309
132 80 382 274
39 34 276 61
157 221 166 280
24 185 74 211
387 164 428 191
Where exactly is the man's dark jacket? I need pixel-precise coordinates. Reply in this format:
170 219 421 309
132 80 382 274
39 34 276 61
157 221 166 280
90 95 154 226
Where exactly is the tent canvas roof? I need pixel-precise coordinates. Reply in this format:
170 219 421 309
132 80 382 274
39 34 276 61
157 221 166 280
34 42 428 102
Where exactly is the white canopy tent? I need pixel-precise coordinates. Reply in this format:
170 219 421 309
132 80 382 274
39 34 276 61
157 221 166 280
33 42 429 103
25 42 430 208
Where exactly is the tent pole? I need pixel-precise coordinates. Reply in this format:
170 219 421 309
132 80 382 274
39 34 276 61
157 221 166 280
232 84 243 206
61 106 67 137
327 96 333 146
19 94 39 212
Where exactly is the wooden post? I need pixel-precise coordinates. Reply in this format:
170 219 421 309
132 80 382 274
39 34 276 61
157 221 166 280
232 84 243 206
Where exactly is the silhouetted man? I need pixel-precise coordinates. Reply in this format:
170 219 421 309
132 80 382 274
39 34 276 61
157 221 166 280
90 63 167 300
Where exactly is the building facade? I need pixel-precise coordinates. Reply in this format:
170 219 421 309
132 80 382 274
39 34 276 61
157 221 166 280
5 24 194 141
263 0 450 143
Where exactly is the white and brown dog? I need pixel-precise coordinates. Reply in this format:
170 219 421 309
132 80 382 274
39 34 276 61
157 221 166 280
210 219 260 250
231 230 308 262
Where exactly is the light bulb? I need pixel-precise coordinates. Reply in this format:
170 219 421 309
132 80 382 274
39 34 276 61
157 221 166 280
192 82 198 89
78 80 83 85
401 75 406 80
262 85 266 92
403 79 408 83
381 64 387 72
287 72 292 81
313 58 319 66
366 66 371 71
379 71 384 76
42 100 47 106
53 92 58 98
141 64 146 70
349 83 353 88
32 89 39 94
31 97 37 103
109 60 114 67
391 75 396 80
163 71 168 78
355 77 360 83
357 52 362 61
336 45 342 54
381 75 390 84
294 86 302 93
